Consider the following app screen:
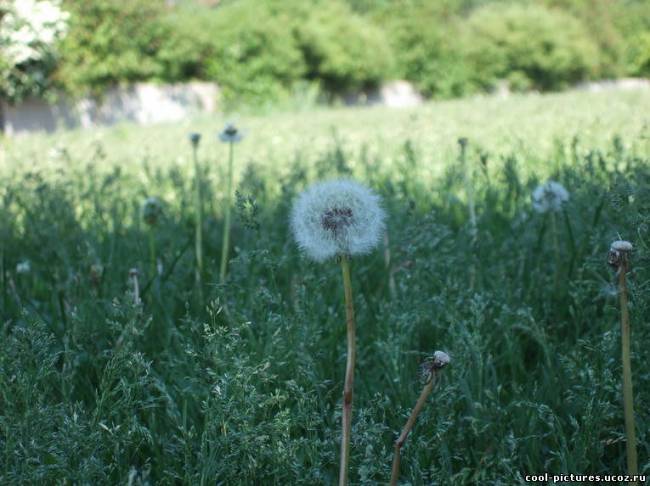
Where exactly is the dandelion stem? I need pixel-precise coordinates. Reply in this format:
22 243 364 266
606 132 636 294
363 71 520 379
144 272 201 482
618 261 638 482
192 142 204 297
219 141 234 284
130 269 141 306
384 233 396 299
550 211 561 293
389 373 437 486
149 228 157 281
339 254 356 486
459 138 477 288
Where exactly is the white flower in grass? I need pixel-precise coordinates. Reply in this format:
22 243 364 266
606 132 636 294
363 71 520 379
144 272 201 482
290 179 386 262
218 123 243 143
532 180 569 213
16 260 31 274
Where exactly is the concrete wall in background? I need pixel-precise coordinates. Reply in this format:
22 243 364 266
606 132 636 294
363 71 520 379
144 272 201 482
0 82 219 136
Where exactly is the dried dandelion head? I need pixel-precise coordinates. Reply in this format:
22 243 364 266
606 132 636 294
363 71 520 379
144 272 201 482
218 123 243 143
532 180 570 213
608 240 633 269
142 197 163 227
189 132 201 147
290 179 386 262
419 350 451 382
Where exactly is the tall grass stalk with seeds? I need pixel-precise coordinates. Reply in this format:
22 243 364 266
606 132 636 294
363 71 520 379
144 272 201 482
290 179 385 485
532 181 569 292
608 240 638 481
190 133 204 296
459 137 477 288
142 197 162 280
390 350 450 486
218 123 243 284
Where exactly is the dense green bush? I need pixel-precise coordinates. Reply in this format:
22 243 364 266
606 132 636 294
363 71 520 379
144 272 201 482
199 1 307 105
2 0 647 105
154 8 216 83
293 1 394 95
56 0 168 95
630 32 650 76
376 3 474 98
462 4 600 92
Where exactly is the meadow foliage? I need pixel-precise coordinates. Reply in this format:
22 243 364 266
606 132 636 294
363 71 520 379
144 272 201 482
1 89 649 483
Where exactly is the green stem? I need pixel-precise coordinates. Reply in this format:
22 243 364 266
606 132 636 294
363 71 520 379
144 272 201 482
459 139 477 289
149 229 157 280
219 142 234 284
550 211 560 294
193 145 204 299
390 374 437 486
618 263 638 482
339 255 356 486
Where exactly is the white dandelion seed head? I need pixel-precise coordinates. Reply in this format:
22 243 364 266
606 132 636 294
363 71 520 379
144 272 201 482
290 179 386 262
16 260 31 274
218 122 243 143
532 180 570 213
610 240 633 252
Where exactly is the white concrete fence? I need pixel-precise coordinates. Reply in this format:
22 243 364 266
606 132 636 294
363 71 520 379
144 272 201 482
3 78 646 136
0 81 219 136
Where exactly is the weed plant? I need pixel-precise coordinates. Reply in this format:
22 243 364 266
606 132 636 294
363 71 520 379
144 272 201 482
1 95 649 483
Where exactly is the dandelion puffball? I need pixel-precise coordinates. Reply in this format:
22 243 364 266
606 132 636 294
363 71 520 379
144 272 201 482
532 180 569 213
290 179 386 262
16 260 31 274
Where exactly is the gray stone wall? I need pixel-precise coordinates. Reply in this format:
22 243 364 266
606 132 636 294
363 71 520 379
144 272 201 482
1 81 219 136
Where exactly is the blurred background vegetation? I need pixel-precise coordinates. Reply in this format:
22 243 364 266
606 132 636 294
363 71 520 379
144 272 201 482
1 0 650 107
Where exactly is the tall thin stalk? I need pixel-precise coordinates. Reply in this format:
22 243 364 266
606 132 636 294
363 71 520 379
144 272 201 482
129 268 141 305
459 138 477 289
390 375 436 486
610 241 638 482
550 211 561 293
190 134 204 297
219 141 234 284
149 228 157 281
339 254 356 486
389 351 450 486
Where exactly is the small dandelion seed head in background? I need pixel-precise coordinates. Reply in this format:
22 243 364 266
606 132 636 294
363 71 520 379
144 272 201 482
189 132 201 147
142 197 163 226
290 179 386 262
218 122 243 143
532 180 570 213
16 260 31 274
599 283 618 298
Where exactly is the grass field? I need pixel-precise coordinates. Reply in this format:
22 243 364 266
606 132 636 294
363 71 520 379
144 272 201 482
1 88 650 484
